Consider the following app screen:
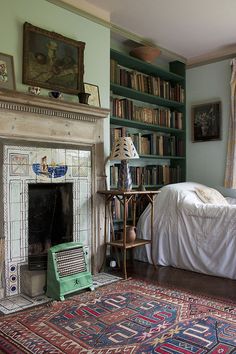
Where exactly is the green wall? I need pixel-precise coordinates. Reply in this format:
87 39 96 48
186 59 231 191
0 0 110 154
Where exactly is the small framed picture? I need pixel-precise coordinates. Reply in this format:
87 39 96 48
0 53 16 90
84 83 101 107
191 101 221 142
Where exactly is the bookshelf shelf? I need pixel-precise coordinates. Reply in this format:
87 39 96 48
111 83 184 109
110 48 186 190
110 117 185 135
139 154 186 160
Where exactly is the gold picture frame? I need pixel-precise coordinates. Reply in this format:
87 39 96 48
23 22 85 94
84 83 101 107
0 52 16 90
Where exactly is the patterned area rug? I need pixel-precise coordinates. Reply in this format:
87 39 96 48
0 273 122 315
0 278 236 353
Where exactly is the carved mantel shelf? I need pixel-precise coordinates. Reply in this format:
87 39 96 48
0 89 110 122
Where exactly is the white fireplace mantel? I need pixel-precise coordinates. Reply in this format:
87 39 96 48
0 89 109 144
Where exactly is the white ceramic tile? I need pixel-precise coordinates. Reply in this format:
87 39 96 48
79 213 89 230
71 165 79 177
9 203 21 222
9 180 22 203
10 239 21 259
0 299 19 310
9 153 29 165
79 150 91 166
36 148 52 164
11 296 32 306
51 148 66 165
28 149 38 165
36 173 52 183
79 230 88 243
65 149 79 166
28 164 38 180
79 180 89 195
65 165 76 180
10 221 21 241
51 174 66 183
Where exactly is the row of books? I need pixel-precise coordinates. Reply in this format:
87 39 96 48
111 198 133 221
111 59 185 103
110 128 185 157
111 197 149 223
111 97 183 129
110 164 182 187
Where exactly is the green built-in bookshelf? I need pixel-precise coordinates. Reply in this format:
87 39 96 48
110 48 186 190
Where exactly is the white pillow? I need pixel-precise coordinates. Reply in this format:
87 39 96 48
195 187 229 205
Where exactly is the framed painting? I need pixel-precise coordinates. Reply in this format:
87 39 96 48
84 83 101 107
191 101 221 142
0 53 16 90
22 22 85 94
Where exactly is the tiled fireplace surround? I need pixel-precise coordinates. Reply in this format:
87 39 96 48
0 90 109 299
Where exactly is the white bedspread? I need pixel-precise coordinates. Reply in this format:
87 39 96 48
136 182 236 279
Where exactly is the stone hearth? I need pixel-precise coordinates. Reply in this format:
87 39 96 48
0 89 109 298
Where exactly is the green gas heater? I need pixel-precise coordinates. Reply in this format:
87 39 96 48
46 242 94 301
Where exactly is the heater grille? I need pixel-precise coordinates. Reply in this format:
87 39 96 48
56 247 86 277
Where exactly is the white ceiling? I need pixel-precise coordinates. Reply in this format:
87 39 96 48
64 0 236 66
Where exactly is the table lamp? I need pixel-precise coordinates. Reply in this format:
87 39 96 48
110 136 139 191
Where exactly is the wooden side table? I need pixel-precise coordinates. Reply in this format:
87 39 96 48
98 190 160 279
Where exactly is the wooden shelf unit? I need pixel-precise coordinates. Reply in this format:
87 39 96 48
98 189 160 279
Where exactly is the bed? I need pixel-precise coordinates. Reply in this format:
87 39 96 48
135 182 236 279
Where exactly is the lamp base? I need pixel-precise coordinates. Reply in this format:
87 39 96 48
118 160 132 191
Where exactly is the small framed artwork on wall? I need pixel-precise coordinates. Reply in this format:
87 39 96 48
84 83 101 107
0 53 16 90
191 101 221 142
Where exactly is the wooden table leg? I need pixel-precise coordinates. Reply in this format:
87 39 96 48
100 198 108 272
123 248 127 279
150 196 156 268
99 243 107 272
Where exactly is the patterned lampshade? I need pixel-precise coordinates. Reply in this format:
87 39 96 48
110 137 139 191
110 137 139 160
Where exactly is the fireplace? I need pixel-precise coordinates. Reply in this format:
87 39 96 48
28 183 73 270
0 90 109 298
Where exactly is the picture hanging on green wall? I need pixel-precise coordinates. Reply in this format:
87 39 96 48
191 101 221 142
22 22 85 94
0 52 16 91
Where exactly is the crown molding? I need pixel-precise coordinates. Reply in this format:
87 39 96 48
187 46 236 68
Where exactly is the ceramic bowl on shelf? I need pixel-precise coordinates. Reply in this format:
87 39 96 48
48 91 63 99
130 45 161 63
28 86 41 95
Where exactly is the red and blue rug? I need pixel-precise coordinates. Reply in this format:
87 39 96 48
0 278 236 353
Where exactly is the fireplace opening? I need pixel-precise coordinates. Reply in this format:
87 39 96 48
28 183 73 270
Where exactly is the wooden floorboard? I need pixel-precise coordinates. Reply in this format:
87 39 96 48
109 260 236 302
